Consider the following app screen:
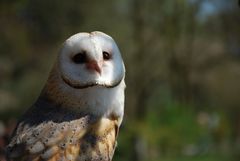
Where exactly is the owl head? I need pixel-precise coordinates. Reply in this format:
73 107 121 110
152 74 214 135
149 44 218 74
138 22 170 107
58 31 125 89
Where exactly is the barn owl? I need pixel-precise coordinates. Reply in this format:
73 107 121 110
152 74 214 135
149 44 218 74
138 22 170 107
6 31 126 161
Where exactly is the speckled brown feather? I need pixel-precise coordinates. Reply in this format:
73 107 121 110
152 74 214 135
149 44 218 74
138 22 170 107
7 99 120 161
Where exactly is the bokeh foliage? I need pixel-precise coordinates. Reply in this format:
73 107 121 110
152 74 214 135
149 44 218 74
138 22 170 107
0 0 240 161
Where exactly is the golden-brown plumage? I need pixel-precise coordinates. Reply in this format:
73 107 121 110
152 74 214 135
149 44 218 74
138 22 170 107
7 99 120 161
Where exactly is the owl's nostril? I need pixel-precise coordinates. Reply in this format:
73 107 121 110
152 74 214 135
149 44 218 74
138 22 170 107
86 61 101 75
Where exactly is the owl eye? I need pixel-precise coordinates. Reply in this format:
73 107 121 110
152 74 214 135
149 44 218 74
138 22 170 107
72 52 87 64
103 51 111 60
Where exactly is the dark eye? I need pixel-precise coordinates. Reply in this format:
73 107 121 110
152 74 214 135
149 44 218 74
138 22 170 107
103 51 111 60
72 52 87 64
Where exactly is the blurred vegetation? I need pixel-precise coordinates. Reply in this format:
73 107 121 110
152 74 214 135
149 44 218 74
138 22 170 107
0 0 240 161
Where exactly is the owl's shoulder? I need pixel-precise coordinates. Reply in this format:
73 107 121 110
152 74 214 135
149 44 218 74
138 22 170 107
6 102 94 161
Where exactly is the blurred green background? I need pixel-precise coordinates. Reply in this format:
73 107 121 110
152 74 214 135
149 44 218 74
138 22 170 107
0 0 240 161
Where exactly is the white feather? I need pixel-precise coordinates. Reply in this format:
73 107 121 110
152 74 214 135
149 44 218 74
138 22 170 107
43 31 125 120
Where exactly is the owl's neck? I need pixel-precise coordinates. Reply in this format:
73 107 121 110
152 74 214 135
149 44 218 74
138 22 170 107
40 68 125 120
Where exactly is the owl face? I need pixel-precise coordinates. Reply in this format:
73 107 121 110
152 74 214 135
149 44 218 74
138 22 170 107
58 31 125 89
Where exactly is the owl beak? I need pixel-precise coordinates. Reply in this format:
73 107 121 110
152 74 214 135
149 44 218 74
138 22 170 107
86 60 102 75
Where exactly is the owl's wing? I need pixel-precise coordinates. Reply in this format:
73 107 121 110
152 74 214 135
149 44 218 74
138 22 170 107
7 101 120 161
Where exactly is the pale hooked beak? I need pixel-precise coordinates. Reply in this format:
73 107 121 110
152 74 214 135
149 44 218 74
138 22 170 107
86 60 102 75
